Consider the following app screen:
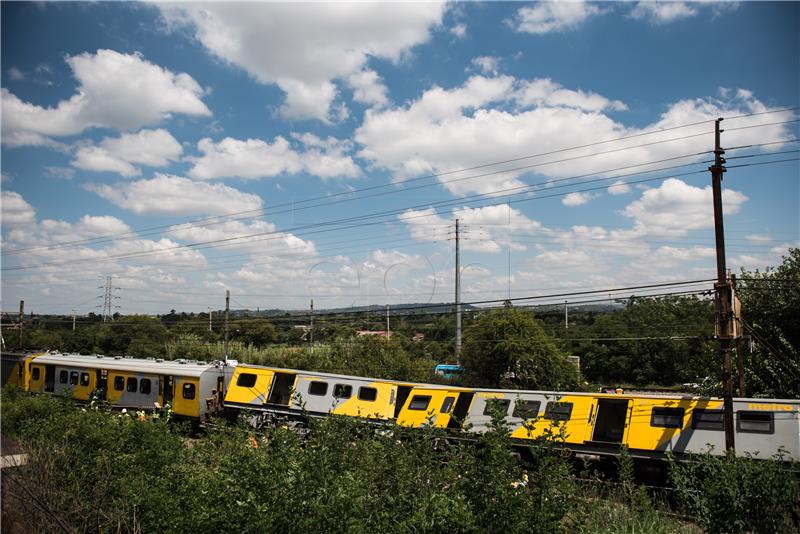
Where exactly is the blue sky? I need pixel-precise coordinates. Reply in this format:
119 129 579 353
1 1 798 315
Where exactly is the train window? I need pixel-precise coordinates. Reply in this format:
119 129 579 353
333 384 352 399
440 396 455 414
80 373 90 387
183 383 196 400
237 373 258 388
70 371 79 386
127 377 138 393
32 367 40 381
308 381 328 396
544 402 574 421
114 376 125 391
692 409 724 431
483 398 511 416
651 407 684 428
736 411 774 434
358 387 378 402
59 370 68 384
513 400 541 419
140 379 152 395
408 395 431 411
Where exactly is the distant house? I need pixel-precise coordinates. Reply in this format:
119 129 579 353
412 333 425 342
356 330 392 338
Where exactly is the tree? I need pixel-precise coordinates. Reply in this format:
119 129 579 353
460 305 578 390
737 248 800 398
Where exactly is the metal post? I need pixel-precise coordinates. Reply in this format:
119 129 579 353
386 304 390 337
309 299 314 352
710 118 735 451
564 300 569 330
17 300 24 350
455 219 462 361
224 290 230 364
208 307 212 332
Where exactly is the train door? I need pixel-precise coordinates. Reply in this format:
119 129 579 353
95 369 108 400
591 398 629 443
447 392 475 429
393 386 413 419
163 375 174 405
44 365 55 392
266 372 296 406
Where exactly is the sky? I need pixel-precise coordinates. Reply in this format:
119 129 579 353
1 1 798 316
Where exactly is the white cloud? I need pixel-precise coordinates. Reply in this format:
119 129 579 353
86 173 263 216
1 50 210 147
167 219 316 256
1 191 36 226
621 178 748 235
347 69 389 108
629 2 698 24
399 204 545 253
515 78 627 112
72 129 183 177
562 191 597 206
450 23 467 38
356 77 795 198
158 3 445 122
607 180 632 195
7 67 25 81
471 56 500 76
188 135 360 181
511 1 602 34
45 167 76 180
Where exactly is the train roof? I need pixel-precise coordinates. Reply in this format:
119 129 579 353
33 352 227 378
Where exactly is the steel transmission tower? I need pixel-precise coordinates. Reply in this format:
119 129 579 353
97 276 120 322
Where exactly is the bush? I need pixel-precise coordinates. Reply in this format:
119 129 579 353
668 450 800 533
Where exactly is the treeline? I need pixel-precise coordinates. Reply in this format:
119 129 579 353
4 390 797 533
5 249 798 397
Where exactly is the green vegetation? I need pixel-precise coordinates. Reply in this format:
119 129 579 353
461 303 579 390
1 390 714 533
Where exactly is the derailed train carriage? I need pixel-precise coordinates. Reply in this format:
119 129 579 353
225 363 800 461
2 351 235 421
2 351 798 460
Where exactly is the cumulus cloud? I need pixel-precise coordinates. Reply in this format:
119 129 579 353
621 178 748 235
356 77 795 198
2 191 36 226
157 3 445 122
71 129 182 177
607 180 632 195
1 50 210 147
86 173 263 216
562 191 597 206
347 69 389 108
187 135 360 181
450 23 467 38
167 219 316 256
511 1 602 34
399 204 545 253
629 2 698 24
515 78 627 112
471 56 500 75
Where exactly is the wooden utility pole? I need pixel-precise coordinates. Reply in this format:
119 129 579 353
455 219 462 362
224 290 230 364
309 299 314 352
710 118 735 451
17 300 24 350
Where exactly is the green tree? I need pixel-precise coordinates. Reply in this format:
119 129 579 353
737 247 800 398
461 305 578 389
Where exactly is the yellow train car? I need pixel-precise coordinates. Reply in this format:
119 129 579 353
222 363 800 461
1 351 46 391
26 352 235 420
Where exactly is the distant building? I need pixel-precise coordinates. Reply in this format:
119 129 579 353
356 330 392 338
412 333 425 342
566 355 580 374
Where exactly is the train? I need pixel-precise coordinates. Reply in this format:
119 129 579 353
3 351 799 461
